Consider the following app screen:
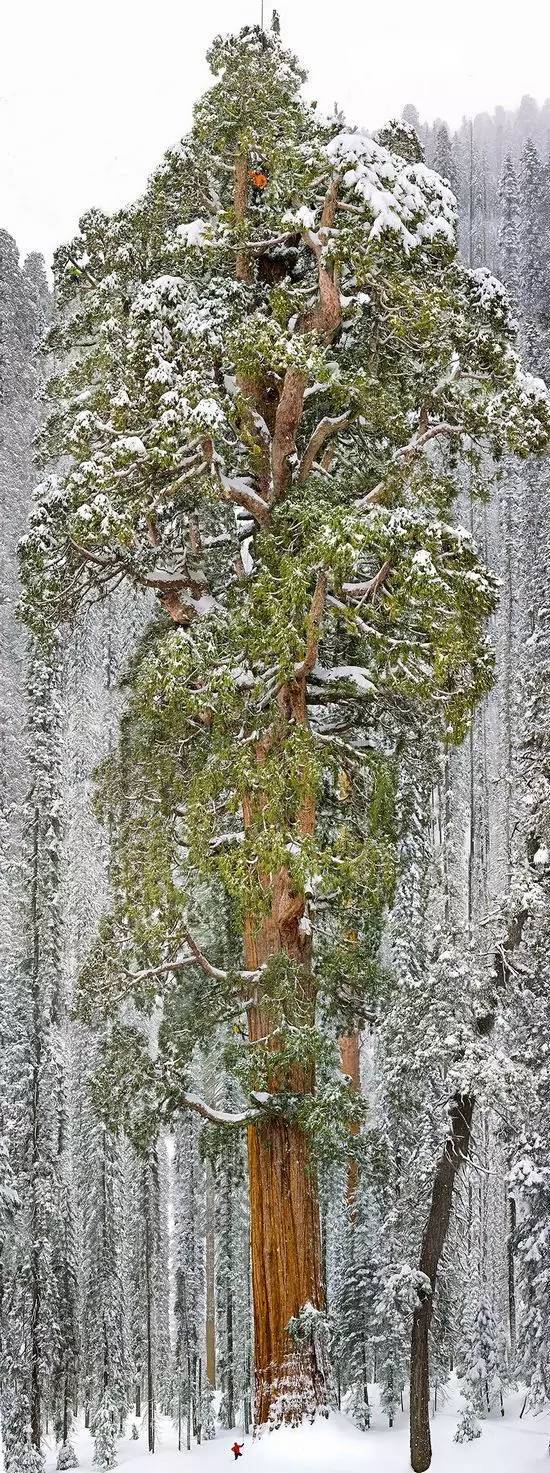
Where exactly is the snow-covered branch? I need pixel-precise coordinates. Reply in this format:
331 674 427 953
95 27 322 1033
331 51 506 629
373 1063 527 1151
342 560 392 602
206 440 271 525
181 1093 259 1127
126 929 261 989
358 423 465 509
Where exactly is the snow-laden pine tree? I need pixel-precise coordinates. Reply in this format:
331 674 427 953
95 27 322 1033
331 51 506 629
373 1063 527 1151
458 1296 505 1417
0 232 55 1472
20 20 550 1431
518 139 550 373
79 1100 130 1450
498 157 521 303
377 683 524 1473
2 649 75 1466
213 1113 250 1431
126 1141 169 1452
508 576 550 1411
172 1112 204 1446
431 124 459 199
329 1175 380 1427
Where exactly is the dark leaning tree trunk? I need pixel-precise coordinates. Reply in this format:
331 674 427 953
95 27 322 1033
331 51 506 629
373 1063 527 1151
410 1094 474 1473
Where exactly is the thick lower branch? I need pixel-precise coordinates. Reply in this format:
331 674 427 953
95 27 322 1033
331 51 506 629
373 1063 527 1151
182 1093 258 1127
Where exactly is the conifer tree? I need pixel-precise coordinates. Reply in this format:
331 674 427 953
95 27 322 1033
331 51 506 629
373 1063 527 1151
509 614 550 1411
173 1113 204 1444
432 123 459 198
79 1105 130 1441
20 22 550 1430
213 1119 250 1430
0 231 53 1473
498 156 520 302
3 649 72 1460
459 1296 505 1416
518 139 550 371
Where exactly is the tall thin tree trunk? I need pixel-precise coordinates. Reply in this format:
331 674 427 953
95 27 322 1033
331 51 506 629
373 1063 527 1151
196 1358 202 1445
63 1373 69 1446
205 1163 216 1388
244 1236 252 1435
507 1186 517 1358
410 1095 474 1473
145 1196 155 1453
30 804 42 1451
187 1351 192 1451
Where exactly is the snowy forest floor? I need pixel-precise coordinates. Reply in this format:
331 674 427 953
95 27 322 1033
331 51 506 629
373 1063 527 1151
35 1393 550 1473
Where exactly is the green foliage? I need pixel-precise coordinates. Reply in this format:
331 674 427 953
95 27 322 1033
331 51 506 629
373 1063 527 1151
21 21 550 1155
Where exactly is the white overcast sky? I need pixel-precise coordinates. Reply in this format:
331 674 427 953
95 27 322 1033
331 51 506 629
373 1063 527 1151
2 0 550 265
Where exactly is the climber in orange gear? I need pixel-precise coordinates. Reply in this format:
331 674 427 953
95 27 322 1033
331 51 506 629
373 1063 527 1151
248 167 268 189
231 1441 244 1460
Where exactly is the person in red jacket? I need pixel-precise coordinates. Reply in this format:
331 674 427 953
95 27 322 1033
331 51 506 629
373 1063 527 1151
231 1442 244 1460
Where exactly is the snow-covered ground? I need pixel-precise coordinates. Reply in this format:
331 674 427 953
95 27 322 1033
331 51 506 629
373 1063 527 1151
40 1396 550 1473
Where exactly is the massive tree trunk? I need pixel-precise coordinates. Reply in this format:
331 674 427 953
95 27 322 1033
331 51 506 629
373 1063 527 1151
229 149 338 1424
248 1118 325 1424
244 886 327 1425
410 1094 474 1473
244 675 329 1425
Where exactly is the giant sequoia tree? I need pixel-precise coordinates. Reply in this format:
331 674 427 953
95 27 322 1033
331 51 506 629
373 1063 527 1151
20 22 550 1428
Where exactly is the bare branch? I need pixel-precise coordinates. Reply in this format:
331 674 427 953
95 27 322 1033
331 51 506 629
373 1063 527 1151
298 411 354 485
204 437 271 525
342 560 392 603
326 593 371 636
68 538 114 570
125 957 199 984
125 928 260 990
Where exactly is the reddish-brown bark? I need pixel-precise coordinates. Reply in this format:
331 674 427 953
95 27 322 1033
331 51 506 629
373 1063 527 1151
244 874 327 1424
235 155 253 284
339 1032 361 1209
242 670 329 1424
